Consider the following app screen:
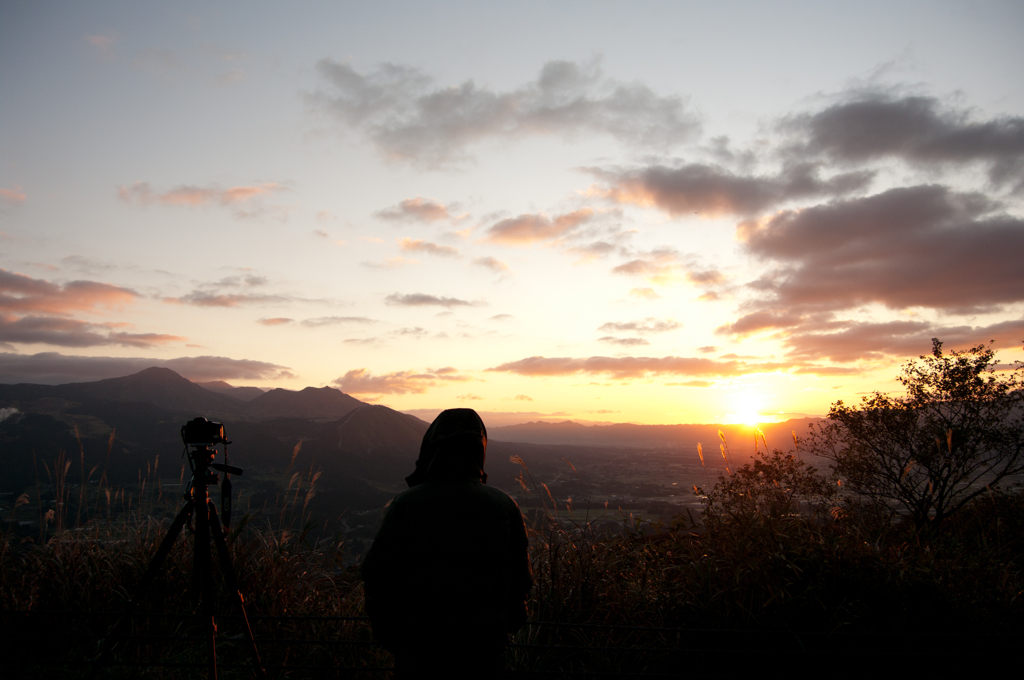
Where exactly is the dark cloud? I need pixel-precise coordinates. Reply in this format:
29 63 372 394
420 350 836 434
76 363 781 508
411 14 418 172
487 355 783 379
592 162 873 217
385 293 479 308
598 318 682 334
375 196 454 222
730 185 1024 319
0 315 185 349
0 351 293 385
309 59 700 167
485 209 594 245
782 93 1024 191
782 317 1024 363
0 269 138 315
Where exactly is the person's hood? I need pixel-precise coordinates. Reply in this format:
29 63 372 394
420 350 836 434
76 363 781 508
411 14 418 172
405 408 487 487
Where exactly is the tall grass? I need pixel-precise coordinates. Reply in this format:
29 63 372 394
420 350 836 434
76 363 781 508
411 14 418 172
1 439 1022 677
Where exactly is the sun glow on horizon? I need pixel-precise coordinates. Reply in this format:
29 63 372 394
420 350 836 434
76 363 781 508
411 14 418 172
722 393 770 426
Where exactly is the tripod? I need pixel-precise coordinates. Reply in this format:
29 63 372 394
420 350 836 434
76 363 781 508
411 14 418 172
91 441 266 679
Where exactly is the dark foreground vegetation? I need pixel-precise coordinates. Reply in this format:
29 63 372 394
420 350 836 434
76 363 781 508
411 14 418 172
1 455 1022 678
2 340 1023 677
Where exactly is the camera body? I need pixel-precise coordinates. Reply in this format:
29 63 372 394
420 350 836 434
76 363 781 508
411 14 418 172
181 417 226 446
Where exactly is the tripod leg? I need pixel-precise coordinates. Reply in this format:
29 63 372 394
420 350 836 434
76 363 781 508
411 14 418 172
88 500 194 680
209 501 267 679
195 494 218 679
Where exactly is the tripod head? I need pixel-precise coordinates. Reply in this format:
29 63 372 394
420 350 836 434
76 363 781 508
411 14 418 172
181 417 243 528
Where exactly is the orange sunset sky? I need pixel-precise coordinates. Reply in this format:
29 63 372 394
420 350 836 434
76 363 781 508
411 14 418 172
1 1 1023 427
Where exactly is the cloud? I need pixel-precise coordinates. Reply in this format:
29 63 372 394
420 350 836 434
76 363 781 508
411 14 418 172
489 313 514 321
309 58 699 167
592 163 872 217
257 317 294 326
376 196 454 222
666 380 714 387
117 181 286 208
385 293 479 308
598 336 650 346
362 256 419 269
300 316 376 327
598 317 682 334
485 209 595 246
611 247 685 284
457 393 484 401
629 287 660 300
0 352 293 384
0 186 26 204
166 292 294 307
488 355 782 379
732 185 1024 318
0 269 138 315
473 257 510 273
513 394 533 401
782 317 1024 363
782 93 1024 191
397 238 460 257
0 315 185 349
333 366 467 395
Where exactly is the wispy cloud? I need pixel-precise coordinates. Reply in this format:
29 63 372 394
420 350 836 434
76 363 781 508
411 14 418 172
257 317 294 326
597 318 682 334
117 181 287 211
333 366 468 395
309 58 699 167
488 355 783 379
397 238 460 257
376 196 456 222
473 256 511 273
0 186 26 204
300 316 377 327
385 293 480 308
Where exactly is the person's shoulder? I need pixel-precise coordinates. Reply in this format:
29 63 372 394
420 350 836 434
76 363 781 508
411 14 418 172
478 483 522 508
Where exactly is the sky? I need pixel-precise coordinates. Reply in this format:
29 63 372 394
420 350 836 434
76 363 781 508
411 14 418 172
1 1 1023 427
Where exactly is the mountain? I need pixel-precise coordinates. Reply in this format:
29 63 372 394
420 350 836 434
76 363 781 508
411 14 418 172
302 405 430 482
196 380 266 402
245 386 363 421
490 418 822 452
0 367 247 419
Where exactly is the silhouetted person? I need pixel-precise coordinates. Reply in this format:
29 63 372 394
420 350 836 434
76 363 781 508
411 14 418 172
361 408 532 678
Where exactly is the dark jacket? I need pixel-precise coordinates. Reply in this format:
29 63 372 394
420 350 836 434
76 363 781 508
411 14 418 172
360 409 532 664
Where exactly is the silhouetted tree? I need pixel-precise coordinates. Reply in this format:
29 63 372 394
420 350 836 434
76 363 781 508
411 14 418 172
699 448 838 525
806 339 1024 528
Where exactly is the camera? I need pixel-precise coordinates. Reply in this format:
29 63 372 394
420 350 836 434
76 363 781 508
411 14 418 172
181 417 226 446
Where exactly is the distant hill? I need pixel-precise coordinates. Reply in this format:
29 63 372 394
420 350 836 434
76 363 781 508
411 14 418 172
490 418 822 453
0 366 247 419
245 386 363 421
196 380 265 402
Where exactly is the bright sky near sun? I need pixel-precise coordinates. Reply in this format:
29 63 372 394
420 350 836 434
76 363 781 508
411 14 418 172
2 1 1023 426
